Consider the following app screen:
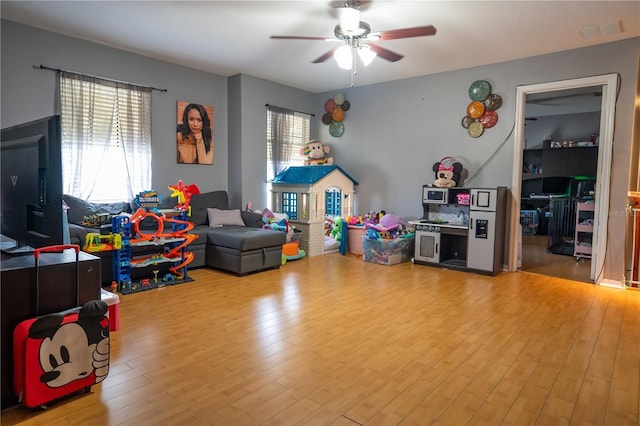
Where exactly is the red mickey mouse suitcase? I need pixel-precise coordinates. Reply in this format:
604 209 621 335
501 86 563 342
13 245 110 408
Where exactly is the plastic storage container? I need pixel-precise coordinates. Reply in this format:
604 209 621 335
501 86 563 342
362 236 414 265
348 225 365 255
100 288 120 331
520 210 539 235
282 229 302 256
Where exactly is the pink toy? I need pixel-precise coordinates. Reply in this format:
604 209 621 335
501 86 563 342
364 214 404 233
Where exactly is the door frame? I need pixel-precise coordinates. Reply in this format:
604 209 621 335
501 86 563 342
508 74 619 283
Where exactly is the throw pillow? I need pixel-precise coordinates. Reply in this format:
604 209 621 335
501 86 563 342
190 191 230 226
241 210 263 228
207 208 245 228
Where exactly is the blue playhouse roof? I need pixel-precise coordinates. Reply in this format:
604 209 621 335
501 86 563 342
272 165 358 186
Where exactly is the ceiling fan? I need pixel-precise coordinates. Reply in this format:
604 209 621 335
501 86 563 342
270 0 436 70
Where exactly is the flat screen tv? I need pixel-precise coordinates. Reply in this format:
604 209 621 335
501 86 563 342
541 176 571 196
1 115 64 252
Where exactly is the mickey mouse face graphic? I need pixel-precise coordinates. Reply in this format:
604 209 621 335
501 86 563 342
38 322 97 388
28 300 110 388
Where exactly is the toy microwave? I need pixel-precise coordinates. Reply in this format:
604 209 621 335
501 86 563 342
422 186 449 204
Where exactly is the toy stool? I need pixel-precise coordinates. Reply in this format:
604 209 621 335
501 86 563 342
100 288 120 331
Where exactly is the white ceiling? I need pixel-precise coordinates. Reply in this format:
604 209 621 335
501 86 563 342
1 1 639 93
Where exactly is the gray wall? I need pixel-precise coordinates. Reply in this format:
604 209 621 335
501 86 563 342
231 74 315 209
313 39 638 219
310 38 638 281
1 19 229 197
524 112 601 150
227 75 242 208
2 19 638 281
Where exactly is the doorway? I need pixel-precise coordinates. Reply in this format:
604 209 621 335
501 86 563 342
519 89 601 282
508 74 619 283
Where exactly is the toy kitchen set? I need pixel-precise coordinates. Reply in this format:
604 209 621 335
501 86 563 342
408 186 507 275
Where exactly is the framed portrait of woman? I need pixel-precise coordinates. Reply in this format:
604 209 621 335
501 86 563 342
176 101 214 165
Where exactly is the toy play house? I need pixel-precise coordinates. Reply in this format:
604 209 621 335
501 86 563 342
271 165 358 256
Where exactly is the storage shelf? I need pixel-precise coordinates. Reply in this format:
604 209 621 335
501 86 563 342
574 202 595 260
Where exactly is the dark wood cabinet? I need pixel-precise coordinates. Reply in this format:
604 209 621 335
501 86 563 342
567 146 598 176
1 250 101 409
541 148 569 176
524 146 598 179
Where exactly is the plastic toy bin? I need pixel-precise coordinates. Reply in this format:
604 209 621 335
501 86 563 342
362 236 415 265
348 225 365 255
101 288 120 331
520 210 539 235
282 229 302 256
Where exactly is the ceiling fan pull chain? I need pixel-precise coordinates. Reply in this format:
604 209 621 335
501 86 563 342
351 47 357 87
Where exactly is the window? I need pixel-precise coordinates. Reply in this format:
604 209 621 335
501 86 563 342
266 106 310 182
281 192 298 220
59 72 152 203
325 189 342 216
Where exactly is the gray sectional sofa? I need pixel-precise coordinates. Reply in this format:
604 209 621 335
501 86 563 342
65 190 285 280
186 190 285 275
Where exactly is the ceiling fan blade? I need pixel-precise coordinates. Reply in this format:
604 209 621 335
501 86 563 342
312 47 340 63
368 43 403 62
376 25 437 41
270 35 331 41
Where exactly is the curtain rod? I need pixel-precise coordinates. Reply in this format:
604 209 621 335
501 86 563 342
37 64 167 93
265 103 315 117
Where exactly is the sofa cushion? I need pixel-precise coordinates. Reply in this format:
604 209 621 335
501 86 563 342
64 194 130 225
208 208 245 227
189 225 210 246
68 223 88 246
205 226 285 251
190 191 229 226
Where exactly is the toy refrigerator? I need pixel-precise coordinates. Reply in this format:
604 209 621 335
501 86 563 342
467 187 507 274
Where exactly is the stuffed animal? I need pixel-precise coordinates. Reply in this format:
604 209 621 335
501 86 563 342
330 217 343 241
347 215 365 226
432 158 463 188
379 214 404 229
364 213 403 235
300 140 333 166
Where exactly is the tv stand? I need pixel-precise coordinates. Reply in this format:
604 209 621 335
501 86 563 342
1 244 35 255
0 235 34 255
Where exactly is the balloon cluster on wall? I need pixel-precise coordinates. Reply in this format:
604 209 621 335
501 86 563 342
462 80 502 138
322 93 350 137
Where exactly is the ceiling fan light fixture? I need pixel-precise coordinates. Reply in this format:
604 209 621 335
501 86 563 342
334 45 353 70
358 45 376 66
339 7 360 34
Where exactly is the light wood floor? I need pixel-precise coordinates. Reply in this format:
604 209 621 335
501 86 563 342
2 254 639 426
521 235 592 283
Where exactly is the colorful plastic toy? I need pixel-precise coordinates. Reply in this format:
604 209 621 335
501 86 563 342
83 232 122 252
169 180 200 212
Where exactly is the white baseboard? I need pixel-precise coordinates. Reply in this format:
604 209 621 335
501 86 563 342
599 278 625 289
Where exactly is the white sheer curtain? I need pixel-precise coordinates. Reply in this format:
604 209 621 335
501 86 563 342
58 71 152 202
